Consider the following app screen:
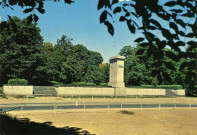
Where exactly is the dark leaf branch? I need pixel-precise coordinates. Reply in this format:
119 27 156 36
104 21 114 36
98 0 111 10
100 10 112 23
2 0 75 24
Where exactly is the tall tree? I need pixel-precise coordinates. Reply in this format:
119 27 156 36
43 42 55 82
42 38 103 84
119 46 134 59
0 17 47 85
1 1 196 73
98 0 196 94
71 44 103 83
136 43 177 85
119 46 151 86
99 63 110 83
44 35 73 83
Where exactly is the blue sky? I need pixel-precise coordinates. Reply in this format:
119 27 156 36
1 0 196 62
1 0 144 62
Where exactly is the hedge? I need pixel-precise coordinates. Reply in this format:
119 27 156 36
8 78 28 85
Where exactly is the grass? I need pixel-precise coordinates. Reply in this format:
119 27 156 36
53 82 183 89
54 82 110 87
0 87 7 99
126 85 183 89
51 81 184 89
13 95 35 99
61 95 171 99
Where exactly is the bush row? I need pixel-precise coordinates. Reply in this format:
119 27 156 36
8 78 28 85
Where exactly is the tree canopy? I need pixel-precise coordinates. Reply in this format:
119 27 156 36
0 17 105 86
0 17 47 85
1 0 196 72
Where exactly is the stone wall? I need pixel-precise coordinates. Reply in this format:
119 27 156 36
56 87 186 96
2 85 185 96
126 88 166 96
56 87 114 96
170 89 185 96
3 85 33 96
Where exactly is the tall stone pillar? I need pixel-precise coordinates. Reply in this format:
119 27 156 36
108 56 126 96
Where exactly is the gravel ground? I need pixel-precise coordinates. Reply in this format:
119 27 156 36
10 109 197 135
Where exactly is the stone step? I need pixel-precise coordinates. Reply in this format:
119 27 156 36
165 90 178 97
33 86 57 96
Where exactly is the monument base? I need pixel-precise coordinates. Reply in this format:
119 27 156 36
109 82 125 88
114 87 127 96
108 82 112 87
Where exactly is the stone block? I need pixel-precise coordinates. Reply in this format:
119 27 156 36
3 85 33 96
114 87 126 96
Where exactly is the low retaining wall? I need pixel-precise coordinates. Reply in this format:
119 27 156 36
3 85 33 96
2 85 185 96
56 87 186 96
56 87 167 96
126 88 166 96
170 89 185 96
56 87 114 96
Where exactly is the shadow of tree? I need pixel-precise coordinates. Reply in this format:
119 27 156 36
119 110 135 115
0 114 94 135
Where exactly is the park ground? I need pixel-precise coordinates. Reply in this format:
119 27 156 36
1 97 197 135
1 96 197 104
9 109 197 135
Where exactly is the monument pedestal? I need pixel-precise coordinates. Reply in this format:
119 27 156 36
108 56 126 96
109 82 125 88
114 87 127 96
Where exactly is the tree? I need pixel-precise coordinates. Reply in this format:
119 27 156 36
1 0 196 62
98 0 196 93
0 16 47 85
119 45 134 59
43 42 55 82
61 57 83 83
136 44 177 85
171 57 187 87
99 63 109 83
43 35 73 83
71 44 103 83
119 46 151 86
42 38 103 84
84 65 102 85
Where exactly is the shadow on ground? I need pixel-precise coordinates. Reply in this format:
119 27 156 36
0 113 94 135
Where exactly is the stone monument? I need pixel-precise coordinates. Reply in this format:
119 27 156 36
108 56 126 96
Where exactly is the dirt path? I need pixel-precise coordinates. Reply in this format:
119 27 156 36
2 97 197 134
1 97 197 104
11 109 197 135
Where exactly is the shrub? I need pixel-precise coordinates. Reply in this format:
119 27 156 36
0 87 7 98
71 82 96 86
8 78 28 85
50 81 63 86
185 84 197 97
151 77 159 87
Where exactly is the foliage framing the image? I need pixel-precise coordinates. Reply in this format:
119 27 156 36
98 0 196 95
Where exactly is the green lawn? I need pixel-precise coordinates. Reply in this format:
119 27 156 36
53 82 110 87
126 85 183 89
50 81 185 89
